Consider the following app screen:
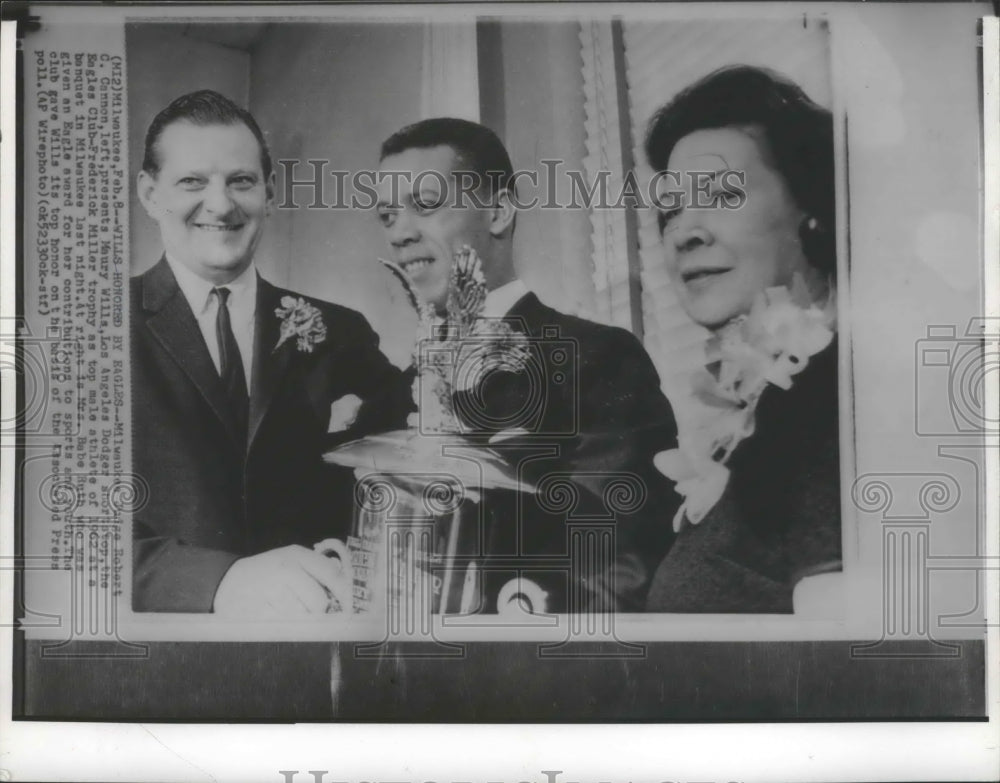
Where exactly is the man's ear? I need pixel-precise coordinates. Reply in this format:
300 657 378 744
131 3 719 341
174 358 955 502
136 170 161 221
264 170 276 217
488 187 516 238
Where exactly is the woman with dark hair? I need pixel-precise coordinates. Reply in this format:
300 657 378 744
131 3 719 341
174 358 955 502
643 65 842 613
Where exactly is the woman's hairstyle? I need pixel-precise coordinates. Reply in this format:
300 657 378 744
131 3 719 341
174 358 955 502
644 65 836 277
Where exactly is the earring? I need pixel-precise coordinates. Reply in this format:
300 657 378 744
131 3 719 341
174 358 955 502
798 215 834 277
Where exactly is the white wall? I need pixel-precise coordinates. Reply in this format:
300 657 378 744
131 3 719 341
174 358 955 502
250 22 425 368
489 21 594 320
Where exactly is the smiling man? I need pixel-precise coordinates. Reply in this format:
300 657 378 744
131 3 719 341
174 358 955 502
132 90 409 615
374 118 680 612
376 138 517 314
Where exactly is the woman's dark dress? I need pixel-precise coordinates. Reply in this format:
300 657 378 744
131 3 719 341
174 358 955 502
645 340 842 613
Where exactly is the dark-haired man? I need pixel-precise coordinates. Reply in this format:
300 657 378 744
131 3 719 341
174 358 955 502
375 118 679 612
132 90 408 614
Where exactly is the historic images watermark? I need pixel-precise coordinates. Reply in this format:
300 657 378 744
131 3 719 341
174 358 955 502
275 160 748 213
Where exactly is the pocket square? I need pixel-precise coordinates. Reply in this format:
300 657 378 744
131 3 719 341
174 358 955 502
329 394 363 433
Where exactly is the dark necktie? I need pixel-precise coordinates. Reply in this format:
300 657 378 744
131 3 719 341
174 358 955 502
212 287 249 442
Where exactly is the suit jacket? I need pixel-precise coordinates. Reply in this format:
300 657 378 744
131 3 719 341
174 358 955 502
450 292 679 612
131 258 410 612
645 340 842 613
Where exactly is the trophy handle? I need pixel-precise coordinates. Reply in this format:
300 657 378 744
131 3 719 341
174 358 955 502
313 537 350 563
312 538 353 613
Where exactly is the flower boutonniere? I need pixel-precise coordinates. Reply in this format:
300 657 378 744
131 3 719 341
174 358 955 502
274 296 327 353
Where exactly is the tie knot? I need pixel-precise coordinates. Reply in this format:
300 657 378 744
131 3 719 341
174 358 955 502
213 287 231 305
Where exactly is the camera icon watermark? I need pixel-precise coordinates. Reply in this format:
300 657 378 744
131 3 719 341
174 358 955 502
915 318 998 436
415 322 580 437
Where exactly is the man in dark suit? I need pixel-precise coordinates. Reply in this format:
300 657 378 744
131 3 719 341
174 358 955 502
132 90 408 614
374 118 678 612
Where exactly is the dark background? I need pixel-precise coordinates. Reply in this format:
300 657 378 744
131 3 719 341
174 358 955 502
18 638 985 721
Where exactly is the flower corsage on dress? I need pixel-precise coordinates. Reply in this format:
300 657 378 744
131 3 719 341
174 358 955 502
655 274 837 533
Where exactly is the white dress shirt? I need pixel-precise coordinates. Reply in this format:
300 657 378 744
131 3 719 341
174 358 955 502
165 255 257 393
481 278 529 318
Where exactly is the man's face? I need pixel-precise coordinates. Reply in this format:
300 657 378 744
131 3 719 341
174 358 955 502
376 145 493 312
138 120 272 284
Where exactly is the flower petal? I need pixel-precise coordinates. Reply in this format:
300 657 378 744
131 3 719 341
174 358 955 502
653 449 694 481
672 502 687 533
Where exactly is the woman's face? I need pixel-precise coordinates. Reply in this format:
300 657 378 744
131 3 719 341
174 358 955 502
660 126 810 330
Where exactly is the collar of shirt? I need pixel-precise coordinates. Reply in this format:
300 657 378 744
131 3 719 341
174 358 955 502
481 278 529 319
165 254 258 320
164 254 257 390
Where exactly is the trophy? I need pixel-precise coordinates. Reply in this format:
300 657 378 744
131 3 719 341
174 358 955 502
323 247 541 619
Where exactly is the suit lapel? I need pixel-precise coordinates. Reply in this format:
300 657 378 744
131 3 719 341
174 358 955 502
505 292 546 335
248 277 295 452
141 258 243 444
503 292 572 435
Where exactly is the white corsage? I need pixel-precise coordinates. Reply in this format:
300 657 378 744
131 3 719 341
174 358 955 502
656 274 836 532
328 394 363 433
275 296 327 353
654 446 731 532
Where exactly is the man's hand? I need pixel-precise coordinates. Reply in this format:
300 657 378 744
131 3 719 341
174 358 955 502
212 544 350 617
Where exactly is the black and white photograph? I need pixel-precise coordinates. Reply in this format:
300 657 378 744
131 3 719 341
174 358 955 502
123 14 841 622
1 1 997 781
